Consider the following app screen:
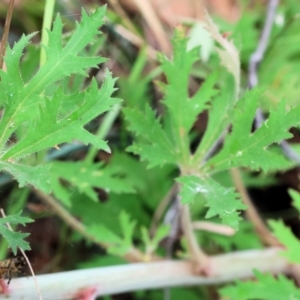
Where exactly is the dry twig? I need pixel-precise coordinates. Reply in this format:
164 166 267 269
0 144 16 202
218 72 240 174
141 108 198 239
0 0 15 69
131 0 171 53
192 221 235 236
230 168 281 247
107 0 138 35
6 248 288 299
180 202 210 274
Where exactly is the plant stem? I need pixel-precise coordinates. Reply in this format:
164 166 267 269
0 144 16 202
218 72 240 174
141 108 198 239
107 0 139 35
84 104 121 163
248 0 279 89
192 221 235 236
180 202 210 273
40 0 55 66
230 168 281 247
8 248 288 299
249 0 300 164
150 183 177 236
0 0 15 70
131 0 170 53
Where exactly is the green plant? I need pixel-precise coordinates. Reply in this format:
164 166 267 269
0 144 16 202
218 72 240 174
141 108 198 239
0 6 118 250
1 1 300 300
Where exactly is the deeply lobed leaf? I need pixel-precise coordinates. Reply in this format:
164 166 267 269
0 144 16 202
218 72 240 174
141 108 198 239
219 271 300 300
177 175 245 229
87 211 136 256
124 104 177 167
206 89 300 173
0 7 119 194
0 8 108 150
50 160 137 206
269 220 300 264
0 211 33 254
3 73 118 160
159 30 217 163
0 162 52 193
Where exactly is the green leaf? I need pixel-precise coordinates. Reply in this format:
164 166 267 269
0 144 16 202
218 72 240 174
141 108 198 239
88 224 126 254
0 7 107 150
119 211 136 247
124 104 176 167
159 30 217 163
151 224 170 247
43 9 106 78
288 189 300 212
3 74 118 160
0 161 51 193
182 15 240 166
269 220 300 264
204 12 240 97
141 227 151 246
0 212 33 226
192 75 235 164
141 224 170 254
187 22 214 62
50 156 136 206
0 7 118 193
177 175 245 229
0 212 33 254
125 30 217 168
219 271 300 300
160 30 216 136
200 221 262 252
206 90 300 172
87 211 136 256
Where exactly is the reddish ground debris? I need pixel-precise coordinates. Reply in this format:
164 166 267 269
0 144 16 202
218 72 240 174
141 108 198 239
73 286 98 300
0 278 9 294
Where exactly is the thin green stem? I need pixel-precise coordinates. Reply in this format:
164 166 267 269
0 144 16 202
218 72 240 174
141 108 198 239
40 0 55 66
84 104 121 163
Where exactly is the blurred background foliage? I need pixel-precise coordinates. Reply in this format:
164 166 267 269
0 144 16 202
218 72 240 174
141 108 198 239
1 0 300 299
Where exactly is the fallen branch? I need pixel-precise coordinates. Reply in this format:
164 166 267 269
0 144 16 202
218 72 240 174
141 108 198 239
8 248 288 300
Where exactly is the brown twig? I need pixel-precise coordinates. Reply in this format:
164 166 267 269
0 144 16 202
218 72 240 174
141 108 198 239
192 221 235 236
0 0 15 69
114 24 157 60
131 0 171 53
230 168 281 247
180 201 210 274
0 209 42 300
107 0 138 35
